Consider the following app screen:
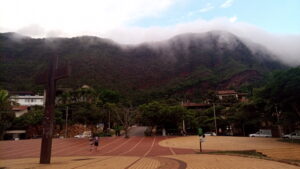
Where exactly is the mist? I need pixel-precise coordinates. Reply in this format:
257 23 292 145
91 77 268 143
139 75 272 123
3 18 300 66
104 18 300 66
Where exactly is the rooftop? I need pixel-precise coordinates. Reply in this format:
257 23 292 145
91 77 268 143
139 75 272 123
216 90 237 95
182 102 211 107
12 106 29 111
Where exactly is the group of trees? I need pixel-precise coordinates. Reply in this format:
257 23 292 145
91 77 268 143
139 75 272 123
206 67 300 135
55 87 136 138
1 67 299 139
253 67 300 133
139 101 189 134
2 87 136 139
137 67 300 136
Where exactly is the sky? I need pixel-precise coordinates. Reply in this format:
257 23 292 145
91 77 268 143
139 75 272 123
0 0 299 39
0 0 300 64
134 0 300 34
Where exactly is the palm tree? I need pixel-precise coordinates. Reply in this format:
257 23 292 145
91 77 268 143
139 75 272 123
0 90 11 109
0 90 15 139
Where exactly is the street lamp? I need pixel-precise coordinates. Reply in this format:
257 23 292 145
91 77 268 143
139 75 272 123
65 106 69 138
213 103 218 136
273 104 282 137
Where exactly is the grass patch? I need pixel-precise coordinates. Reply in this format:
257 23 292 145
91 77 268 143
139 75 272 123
203 150 266 158
278 139 300 144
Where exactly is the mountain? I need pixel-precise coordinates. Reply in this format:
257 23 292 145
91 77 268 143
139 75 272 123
0 31 286 100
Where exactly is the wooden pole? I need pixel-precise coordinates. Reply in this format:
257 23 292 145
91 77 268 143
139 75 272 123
199 138 202 152
40 55 56 164
65 106 68 138
37 55 70 164
213 103 218 136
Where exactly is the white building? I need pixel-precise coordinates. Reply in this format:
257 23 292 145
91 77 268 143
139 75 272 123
216 90 238 100
10 95 44 106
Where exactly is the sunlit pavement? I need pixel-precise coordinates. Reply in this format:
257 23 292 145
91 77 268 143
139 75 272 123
1 136 300 169
159 136 300 161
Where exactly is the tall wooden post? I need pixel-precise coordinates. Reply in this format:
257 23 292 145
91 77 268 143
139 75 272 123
40 55 56 164
213 103 218 136
65 106 69 138
199 138 202 152
38 55 70 164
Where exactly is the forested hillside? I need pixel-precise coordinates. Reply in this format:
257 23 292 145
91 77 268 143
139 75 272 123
0 31 286 101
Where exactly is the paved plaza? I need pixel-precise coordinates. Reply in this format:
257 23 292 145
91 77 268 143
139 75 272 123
1 136 300 169
159 136 300 161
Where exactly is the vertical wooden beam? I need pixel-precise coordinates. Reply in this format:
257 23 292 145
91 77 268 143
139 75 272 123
40 56 57 164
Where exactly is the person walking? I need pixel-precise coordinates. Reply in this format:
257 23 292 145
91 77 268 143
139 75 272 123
94 136 99 152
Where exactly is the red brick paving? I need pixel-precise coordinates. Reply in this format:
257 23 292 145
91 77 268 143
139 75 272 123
0 136 195 159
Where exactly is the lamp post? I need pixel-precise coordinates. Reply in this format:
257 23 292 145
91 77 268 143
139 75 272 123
213 103 218 136
274 105 282 137
65 106 69 138
108 110 111 129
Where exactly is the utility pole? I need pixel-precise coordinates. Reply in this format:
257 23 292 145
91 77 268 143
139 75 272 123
65 106 69 138
37 55 70 164
213 103 218 136
275 105 282 137
183 119 185 134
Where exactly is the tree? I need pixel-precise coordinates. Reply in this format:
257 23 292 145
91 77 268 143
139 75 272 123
256 67 300 130
114 104 136 138
99 89 121 131
160 105 186 133
139 101 163 129
71 102 103 126
139 101 189 135
0 90 15 139
226 102 261 136
9 106 44 138
57 91 72 105
98 89 120 104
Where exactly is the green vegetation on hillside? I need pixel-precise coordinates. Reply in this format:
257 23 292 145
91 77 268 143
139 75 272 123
0 32 285 100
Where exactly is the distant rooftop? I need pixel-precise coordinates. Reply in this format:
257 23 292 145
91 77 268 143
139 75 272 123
9 91 35 96
10 95 44 98
182 102 211 107
216 90 237 95
12 106 29 111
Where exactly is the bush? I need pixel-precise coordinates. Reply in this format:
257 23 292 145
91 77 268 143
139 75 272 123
144 127 152 136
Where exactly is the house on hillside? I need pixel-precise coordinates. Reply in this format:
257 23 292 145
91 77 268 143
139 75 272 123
237 93 249 102
216 90 238 100
181 101 211 110
5 92 44 140
10 92 44 106
216 90 248 102
12 105 29 117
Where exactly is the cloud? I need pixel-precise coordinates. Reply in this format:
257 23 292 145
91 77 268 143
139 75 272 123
0 0 299 66
220 0 234 8
229 16 237 23
17 24 45 37
187 3 214 17
104 18 300 66
0 0 176 38
199 3 214 13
